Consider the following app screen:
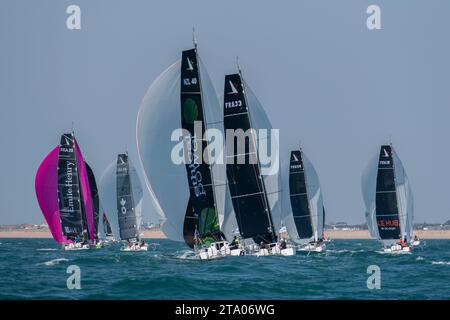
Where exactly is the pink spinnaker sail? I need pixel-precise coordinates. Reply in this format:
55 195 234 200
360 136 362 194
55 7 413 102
74 140 95 241
35 146 69 244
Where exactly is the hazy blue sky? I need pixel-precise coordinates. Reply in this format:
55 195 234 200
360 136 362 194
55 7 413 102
1 1 449 225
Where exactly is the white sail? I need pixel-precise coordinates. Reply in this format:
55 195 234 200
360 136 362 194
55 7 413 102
303 153 324 242
136 57 224 242
129 158 144 232
136 60 187 242
244 81 282 234
361 154 381 239
393 151 414 242
99 161 121 240
198 57 226 231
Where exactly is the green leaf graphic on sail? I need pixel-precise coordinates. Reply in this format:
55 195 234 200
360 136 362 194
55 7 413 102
183 98 198 124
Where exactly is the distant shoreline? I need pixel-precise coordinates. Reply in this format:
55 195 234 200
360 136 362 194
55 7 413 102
1 229 449 239
0 229 166 239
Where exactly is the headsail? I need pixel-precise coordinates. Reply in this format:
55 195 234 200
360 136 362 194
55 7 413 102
223 73 277 244
85 162 100 240
180 48 223 247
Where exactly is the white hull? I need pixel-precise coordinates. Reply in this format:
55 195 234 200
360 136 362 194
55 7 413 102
297 243 326 253
383 244 412 253
412 240 420 246
64 243 90 251
197 241 239 260
255 243 296 257
121 244 148 252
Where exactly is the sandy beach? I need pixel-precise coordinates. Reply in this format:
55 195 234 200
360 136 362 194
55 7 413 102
0 229 167 239
324 229 450 239
1 229 449 239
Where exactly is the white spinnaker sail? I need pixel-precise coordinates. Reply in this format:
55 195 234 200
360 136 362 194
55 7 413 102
136 58 225 242
99 161 121 240
393 151 414 242
198 57 226 230
303 153 324 242
361 154 380 239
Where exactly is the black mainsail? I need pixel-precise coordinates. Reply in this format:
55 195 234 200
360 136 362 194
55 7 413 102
85 162 100 240
375 145 401 240
116 153 139 241
102 212 113 237
180 48 222 247
289 150 314 239
57 133 85 241
223 73 277 244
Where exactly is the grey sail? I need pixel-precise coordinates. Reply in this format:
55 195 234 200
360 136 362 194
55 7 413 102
116 153 139 241
99 154 143 242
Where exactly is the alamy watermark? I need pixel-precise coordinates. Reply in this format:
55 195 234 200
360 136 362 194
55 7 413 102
66 265 81 290
170 121 279 176
366 265 381 289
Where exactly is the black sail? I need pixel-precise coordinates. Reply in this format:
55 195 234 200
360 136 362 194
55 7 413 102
180 48 221 246
288 150 313 239
375 145 401 240
183 198 196 248
223 73 276 244
116 153 139 241
57 133 84 241
102 213 113 237
85 162 100 240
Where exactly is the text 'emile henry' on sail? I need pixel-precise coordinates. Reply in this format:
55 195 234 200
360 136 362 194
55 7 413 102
170 121 279 176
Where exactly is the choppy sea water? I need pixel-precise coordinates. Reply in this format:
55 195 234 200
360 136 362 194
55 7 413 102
0 238 449 300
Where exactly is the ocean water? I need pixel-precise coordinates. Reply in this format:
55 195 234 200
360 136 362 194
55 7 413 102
0 238 449 300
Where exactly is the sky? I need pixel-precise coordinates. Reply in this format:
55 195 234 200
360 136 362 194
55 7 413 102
0 0 449 225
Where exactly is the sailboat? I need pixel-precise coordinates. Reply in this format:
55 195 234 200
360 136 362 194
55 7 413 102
136 43 231 259
221 69 292 256
99 153 146 251
362 144 415 253
101 212 115 242
282 148 326 252
35 131 97 250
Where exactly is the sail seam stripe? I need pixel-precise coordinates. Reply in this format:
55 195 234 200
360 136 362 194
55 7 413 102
231 191 264 199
